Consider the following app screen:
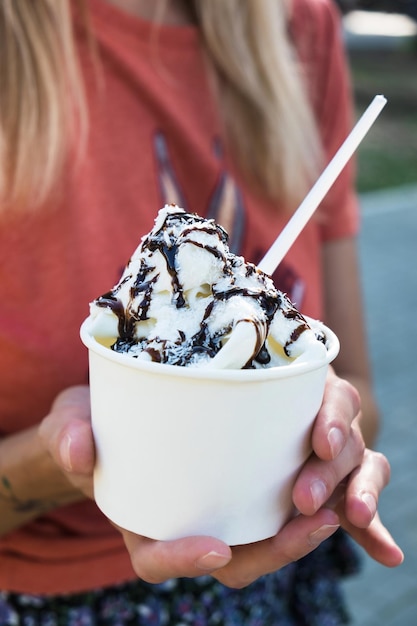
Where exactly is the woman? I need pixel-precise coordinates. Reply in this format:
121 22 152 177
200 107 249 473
0 0 403 624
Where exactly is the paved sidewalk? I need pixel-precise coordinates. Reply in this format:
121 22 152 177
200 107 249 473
340 185 417 626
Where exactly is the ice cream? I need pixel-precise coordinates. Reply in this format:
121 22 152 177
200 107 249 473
81 204 339 543
89 204 327 370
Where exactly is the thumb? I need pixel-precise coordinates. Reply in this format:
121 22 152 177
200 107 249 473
39 386 95 476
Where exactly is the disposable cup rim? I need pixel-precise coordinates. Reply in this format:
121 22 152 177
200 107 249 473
80 316 339 382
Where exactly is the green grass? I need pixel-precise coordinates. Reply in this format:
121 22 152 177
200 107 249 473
348 42 417 192
356 118 417 191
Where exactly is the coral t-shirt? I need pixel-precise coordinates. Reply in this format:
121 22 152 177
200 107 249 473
0 0 358 594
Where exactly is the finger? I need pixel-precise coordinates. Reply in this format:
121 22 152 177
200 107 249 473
50 385 91 415
344 449 391 528
212 508 340 589
59 419 96 475
120 530 232 583
39 390 95 476
312 373 361 461
293 421 365 515
340 512 404 568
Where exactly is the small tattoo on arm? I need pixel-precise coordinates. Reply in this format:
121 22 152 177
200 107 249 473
0 475 53 514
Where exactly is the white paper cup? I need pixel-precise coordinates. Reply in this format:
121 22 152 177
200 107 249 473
80 317 339 545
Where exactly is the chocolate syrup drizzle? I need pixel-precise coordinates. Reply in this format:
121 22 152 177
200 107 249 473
94 208 319 367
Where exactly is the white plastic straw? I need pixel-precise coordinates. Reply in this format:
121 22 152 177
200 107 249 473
258 95 387 275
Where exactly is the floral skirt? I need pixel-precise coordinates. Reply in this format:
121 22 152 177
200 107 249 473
0 531 360 626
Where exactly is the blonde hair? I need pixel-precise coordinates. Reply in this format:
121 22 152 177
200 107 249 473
193 0 321 206
0 0 87 211
0 0 321 213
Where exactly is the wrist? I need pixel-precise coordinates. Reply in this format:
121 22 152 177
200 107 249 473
0 425 83 535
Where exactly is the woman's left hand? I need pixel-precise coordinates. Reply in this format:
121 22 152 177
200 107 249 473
291 368 403 567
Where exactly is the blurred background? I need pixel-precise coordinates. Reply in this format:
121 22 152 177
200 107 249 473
338 0 417 191
333 2 417 625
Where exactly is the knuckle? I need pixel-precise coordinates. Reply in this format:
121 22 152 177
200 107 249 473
127 544 170 585
269 538 303 570
351 425 366 459
349 384 361 414
326 465 341 490
344 378 361 413
215 571 256 589
369 449 391 485
227 577 254 590
131 562 166 585
335 376 361 413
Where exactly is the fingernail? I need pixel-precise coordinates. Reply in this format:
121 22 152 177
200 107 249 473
328 427 344 458
361 492 377 519
59 433 73 471
310 479 327 510
196 551 231 571
308 524 340 547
